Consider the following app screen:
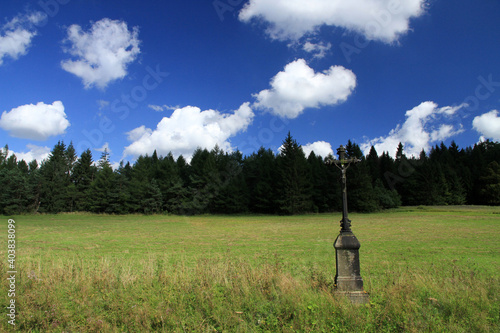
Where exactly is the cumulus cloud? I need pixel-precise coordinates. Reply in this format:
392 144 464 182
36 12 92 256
8 144 51 163
0 12 45 65
126 125 152 142
361 101 466 157
253 59 356 119
302 141 334 158
123 103 254 160
0 101 70 140
61 18 140 89
303 41 332 59
472 110 500 142
239 0 426 43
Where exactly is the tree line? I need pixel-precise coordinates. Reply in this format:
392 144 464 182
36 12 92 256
1 133 499 215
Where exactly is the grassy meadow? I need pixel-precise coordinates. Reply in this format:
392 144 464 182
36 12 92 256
1 206 499 332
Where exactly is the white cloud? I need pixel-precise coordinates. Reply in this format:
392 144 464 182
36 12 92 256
430 124 462 142
148 104 180 112
0 12 45 65
126 125 152 142
253 59 356 119
110 161 121 171
97 100 110 110
96 142 111 154
302 141 334 158
123 103 254 160
472 110 500 141
61 18 140 89
8 144 50 163
303 41 332 59
0 101 70 140
148 105 164 112
239 0 426 43
361 101 466 157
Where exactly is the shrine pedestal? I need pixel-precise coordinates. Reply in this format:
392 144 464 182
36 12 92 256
334 231 369 304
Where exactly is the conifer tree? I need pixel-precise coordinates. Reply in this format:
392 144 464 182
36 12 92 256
275 132 312 215
345 140 378 212
39 141 71 213
308 152 338 212
480 161 500 205
244 147 278 214
87 149 118 213
72 149 96 211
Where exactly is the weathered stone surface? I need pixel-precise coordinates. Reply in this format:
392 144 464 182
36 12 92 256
335 291 370 305
334 232 367 294
326 145 370 305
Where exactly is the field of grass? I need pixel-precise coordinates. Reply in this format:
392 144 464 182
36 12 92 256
1 206 499 332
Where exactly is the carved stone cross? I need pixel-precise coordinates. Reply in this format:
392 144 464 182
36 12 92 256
326 145 360 232
326 144 369 304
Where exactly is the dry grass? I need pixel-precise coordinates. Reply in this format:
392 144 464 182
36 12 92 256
0 207 499 331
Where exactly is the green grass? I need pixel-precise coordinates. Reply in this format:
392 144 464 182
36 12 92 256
1 206 499 332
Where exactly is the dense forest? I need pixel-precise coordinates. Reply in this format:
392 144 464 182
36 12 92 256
1 133 499 215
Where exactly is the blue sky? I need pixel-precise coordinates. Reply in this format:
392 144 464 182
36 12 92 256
1 0 499 166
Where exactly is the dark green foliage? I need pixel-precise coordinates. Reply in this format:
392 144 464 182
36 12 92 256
308 152 339 213
39 141 73 213
480 161 500 205
87 150 120 213
345 140 379 212
1 137 499 215
275 133 312 215
373 179 401 209
0 156 31 215
210 150 249 214
244 147 278 214
71 149 96 211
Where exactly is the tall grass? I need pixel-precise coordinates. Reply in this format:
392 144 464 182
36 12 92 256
1 207 499 332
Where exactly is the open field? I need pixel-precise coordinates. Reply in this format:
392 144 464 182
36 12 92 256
1 206 499 332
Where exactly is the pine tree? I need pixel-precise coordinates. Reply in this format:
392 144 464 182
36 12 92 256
366 146 380 184
275 133 312 215
0 156 32 214
27 159 42 213
127 155 154 213
184 148 220 214
244 147 278 214
480 161 500 205
142 178 163 214
113 161 132 214
344 140 378 212
0 145 8 165
72 149 96 211
39 141 72 213
308 152 338 212
87 150 118 213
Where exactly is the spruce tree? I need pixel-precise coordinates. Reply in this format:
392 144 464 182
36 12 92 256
39 141 71 213
72 149 96 211
275 132 312 215
87 150 118 213
244 147 278 214
345 140 378 212
480 161 500 205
